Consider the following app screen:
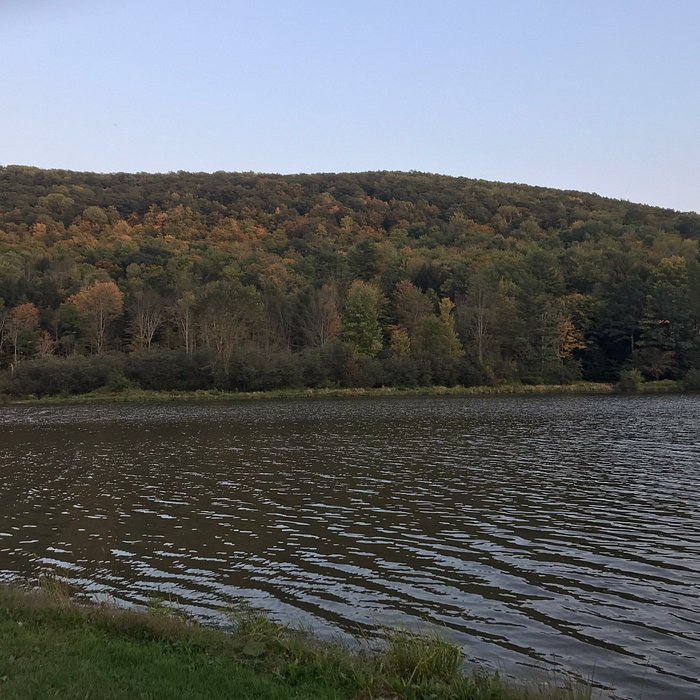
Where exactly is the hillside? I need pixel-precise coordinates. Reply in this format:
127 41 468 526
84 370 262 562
1 166 699 396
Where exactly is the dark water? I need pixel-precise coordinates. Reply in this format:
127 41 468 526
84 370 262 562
0 395 698 699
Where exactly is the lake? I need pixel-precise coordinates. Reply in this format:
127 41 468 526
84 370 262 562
0 395 698 699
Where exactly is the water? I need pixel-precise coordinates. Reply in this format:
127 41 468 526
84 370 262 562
0 394 698 699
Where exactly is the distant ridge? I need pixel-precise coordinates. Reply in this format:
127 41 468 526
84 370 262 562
0 164 696 215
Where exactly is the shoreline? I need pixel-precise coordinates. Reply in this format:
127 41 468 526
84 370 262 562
1 379 689 406
0 584 596 699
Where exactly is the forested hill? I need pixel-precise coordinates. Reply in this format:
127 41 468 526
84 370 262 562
1 166 699 396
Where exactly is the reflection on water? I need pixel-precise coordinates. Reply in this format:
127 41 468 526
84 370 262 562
1 395 699 699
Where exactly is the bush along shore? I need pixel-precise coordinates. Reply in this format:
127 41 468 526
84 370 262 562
0 584 596 700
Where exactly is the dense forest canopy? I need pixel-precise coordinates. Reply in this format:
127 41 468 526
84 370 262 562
1 165 699 396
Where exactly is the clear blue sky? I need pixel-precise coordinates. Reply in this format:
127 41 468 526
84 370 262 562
2 0 698 212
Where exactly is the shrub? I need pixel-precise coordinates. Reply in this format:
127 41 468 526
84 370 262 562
383 356 422 387
682 368 700 391
105 374 136 393
298 349 332 388
618 368 643 393
2 354 125 396
125 349 214 391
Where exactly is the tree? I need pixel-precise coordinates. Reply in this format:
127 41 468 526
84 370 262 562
639 346 675 380
634 298 675 380
592 250 647 374
172 291 196 357
68 281 124 353
437 298 464 358
393 280 432 334
412 299 463 357
0 300 9 361
1 167 700 395
456 270 495 366
347 239 382 281
556 316 586 362
649 256 694 371
36 330 57 357
196 281 261 375
389 326 411 357
534 304 567 379
129 289 167 350
342 281 384 357
261 283 296 354
6 303 40 366
300 283 341 349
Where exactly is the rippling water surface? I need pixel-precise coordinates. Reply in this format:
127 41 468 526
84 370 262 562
1 395 698 698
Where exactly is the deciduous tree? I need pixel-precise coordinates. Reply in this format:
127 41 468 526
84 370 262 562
68 281 124 353
342 281 384 357
301 282 341 349
129 289 167 350
7 302 40 365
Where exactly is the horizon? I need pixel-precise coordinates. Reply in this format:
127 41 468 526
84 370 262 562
2 1 699 214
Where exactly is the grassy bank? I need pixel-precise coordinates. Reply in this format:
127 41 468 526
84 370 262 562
0 585 595 700
2 381 623 406
3 378 691 406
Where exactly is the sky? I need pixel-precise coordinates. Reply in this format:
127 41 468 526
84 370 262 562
1 0 698 213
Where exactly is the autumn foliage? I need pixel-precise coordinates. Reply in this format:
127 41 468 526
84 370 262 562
0 166 698 395
68 281 124 353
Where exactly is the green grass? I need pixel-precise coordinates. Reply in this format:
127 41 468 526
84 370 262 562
4 378 690 406
2 381 617 406
4 377 687 406
0 585 597 700
635 379 681 393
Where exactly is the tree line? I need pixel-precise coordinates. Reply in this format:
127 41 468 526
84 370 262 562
0 166 699 396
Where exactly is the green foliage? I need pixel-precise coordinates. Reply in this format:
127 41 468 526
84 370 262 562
682 368 700 391
438 298 464 358
0 166 699 394
342 281 384 357
2 354 126 397
618 368 643 392
124 349 214 391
